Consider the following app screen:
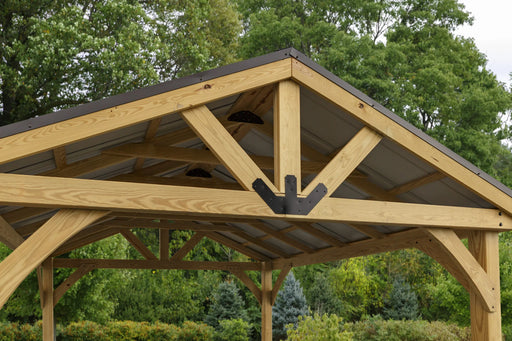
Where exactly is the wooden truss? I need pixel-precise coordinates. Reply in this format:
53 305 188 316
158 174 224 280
0 54 509 341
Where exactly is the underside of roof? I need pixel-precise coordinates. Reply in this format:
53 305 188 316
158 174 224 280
0 48 510 314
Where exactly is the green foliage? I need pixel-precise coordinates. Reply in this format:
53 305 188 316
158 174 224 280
0 0 241 125
286 313 353 341
0 321 41 341
205 280 248 330
306 272 343 316
346 317 470 341
328 258 383 321
383 276 420 321
273 272 309 340
237 0 512 184
214 319 251 341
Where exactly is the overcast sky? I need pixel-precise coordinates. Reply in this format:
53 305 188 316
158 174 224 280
455 0 512 85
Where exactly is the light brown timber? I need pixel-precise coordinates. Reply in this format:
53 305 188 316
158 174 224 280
120 230 158 260
469 231 501 341
291 59 512 216
0 174 510 230
232 270 262 304
159 229 169 260
274 80 302 192
0 59 291 166
419 228 497 313
42 258 54 341
0 216 25 249
272 265 291 305
53 264 95 306
261 262 273 341
52 258 261 271
388 172 446 195
0 209 109 308
170 233 205 261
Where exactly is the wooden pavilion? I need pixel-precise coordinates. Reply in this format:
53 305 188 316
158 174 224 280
0 48 510 340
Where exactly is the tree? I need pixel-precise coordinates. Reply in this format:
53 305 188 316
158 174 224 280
205 280 248 331
0 0 241 125
237 0 512 184
383 276 420 320
272 272 309 340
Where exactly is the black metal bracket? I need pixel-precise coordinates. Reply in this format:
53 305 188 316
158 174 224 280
252 175 327 215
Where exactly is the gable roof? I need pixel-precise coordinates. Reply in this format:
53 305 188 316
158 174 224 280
0 47 510 260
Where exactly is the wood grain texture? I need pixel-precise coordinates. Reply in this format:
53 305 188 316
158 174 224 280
52 258 261 271
42 258 54 341
0 209 109 308
303 126 381 197
419 228 497 313
0 216 25 249
0 59 291 166
272 265 291 305
120 230 158 260
232 270 262 304
53 264 94 306
273 228 426 268
261 262 273 341
0 174 510 230
159 229 169 260
291 59 512 216
274 80 301 192
105 143 326 174
468 231 501 341
170 232 204 261
388 172 446 195
181 105 277 191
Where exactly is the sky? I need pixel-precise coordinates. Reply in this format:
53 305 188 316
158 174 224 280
455 0 512 85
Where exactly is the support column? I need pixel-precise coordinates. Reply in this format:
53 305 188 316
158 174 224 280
468 231 501 341
261 262 273 341
42 258 54 341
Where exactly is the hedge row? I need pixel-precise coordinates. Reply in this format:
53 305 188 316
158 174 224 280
0 318 476 341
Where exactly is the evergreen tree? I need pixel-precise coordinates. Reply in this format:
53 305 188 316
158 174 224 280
307 272 343 316
272 272 309 340
383 276 420 320
205 280 248 331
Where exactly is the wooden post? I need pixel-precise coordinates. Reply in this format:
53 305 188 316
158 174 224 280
261 262 273 341
468 231 501 341
42 258 54 341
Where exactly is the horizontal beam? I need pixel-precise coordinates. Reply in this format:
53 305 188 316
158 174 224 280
0 174 510 231
105 144 327 175
272 228 427 268
52 258 261 271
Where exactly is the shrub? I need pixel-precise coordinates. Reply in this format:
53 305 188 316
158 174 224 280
175 321 214 340
346 317 470 341
214 319 250 341
286 313 353 341
0 321 41 341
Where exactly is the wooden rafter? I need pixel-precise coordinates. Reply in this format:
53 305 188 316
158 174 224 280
291 58 512 216
0 209 109 308
291 222 346 247
112 174 242 190
52 258 261 271
0 174 509 230
52 147 67 169
0 59 291 166
273 228 427 269
54 227 121 256
388 172 446 195
182 105 277 192
248 222 315 254
204 232 270 261
234 230 290 258
134 118 162 171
